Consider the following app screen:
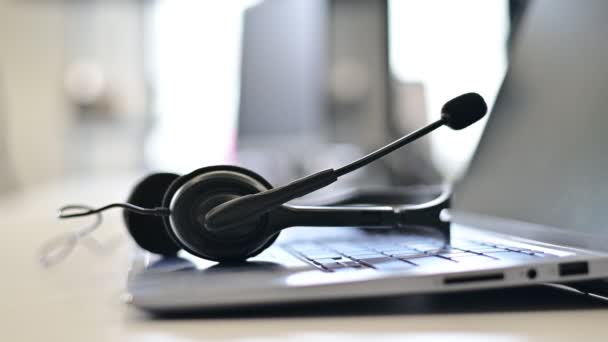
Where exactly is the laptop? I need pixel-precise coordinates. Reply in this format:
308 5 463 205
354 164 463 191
127 0 608 313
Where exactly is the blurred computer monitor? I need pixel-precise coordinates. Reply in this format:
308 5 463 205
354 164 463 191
237 0 328 142
237 0 518 187
237 0 395 187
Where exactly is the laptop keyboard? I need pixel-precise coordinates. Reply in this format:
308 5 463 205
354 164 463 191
283 236 558 272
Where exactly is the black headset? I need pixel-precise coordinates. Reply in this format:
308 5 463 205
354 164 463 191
57 93 487 263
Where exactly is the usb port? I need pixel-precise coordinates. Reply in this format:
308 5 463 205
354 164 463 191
558 261 589 276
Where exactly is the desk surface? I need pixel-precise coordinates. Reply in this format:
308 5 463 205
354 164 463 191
1 176 607 342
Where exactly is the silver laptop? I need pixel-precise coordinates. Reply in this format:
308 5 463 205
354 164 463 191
127 0 608 312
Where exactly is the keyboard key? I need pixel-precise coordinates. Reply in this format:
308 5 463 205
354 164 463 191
387 251 427 258
495 244 515 250
316 258 367 271
451 255 497 264
303 251 342 259
439 251 478 258
437 246 465 251
332 266 368 272
407 256 457 268
340 249 373 255
320 262 346 271
425 248 466 256
515 249 538 254
326 245 369 254
359 256 413 270
486 251 540 262
358 256 394 265
340 260 364 268
531 252 557 258
468 247 506 253
371 260 415 271
380 247 417 254
349 253 386 260
313 256 350 265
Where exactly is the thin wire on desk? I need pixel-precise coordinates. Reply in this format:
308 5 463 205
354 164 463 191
58 203 170 219
38 205 104 267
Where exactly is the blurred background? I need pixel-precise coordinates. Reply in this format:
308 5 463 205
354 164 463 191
0 0 527 195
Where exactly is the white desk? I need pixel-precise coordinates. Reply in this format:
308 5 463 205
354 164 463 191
1 176 607 341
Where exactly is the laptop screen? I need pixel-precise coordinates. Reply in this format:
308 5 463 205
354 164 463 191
455 0 608 236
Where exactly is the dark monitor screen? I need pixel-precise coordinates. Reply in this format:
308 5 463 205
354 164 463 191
237 0 328 140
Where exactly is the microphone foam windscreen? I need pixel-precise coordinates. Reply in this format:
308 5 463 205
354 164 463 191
441 92 488 130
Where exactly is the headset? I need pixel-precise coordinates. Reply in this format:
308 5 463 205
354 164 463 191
52 93 487 263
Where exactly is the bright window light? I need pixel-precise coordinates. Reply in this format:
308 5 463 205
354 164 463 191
146 1 258 173
389 0 509 180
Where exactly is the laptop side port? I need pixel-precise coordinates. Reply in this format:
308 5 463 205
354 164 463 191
444 273 504 285
558 261 589 277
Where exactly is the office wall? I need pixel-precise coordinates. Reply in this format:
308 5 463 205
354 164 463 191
0 1 69 187
63 2 147 174
0 1 146 187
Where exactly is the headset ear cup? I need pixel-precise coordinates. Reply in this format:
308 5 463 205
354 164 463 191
161 165 279 261
124 173 181 255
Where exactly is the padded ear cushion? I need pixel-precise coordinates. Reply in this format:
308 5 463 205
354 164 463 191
124 173 181 255
161 165 278 261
